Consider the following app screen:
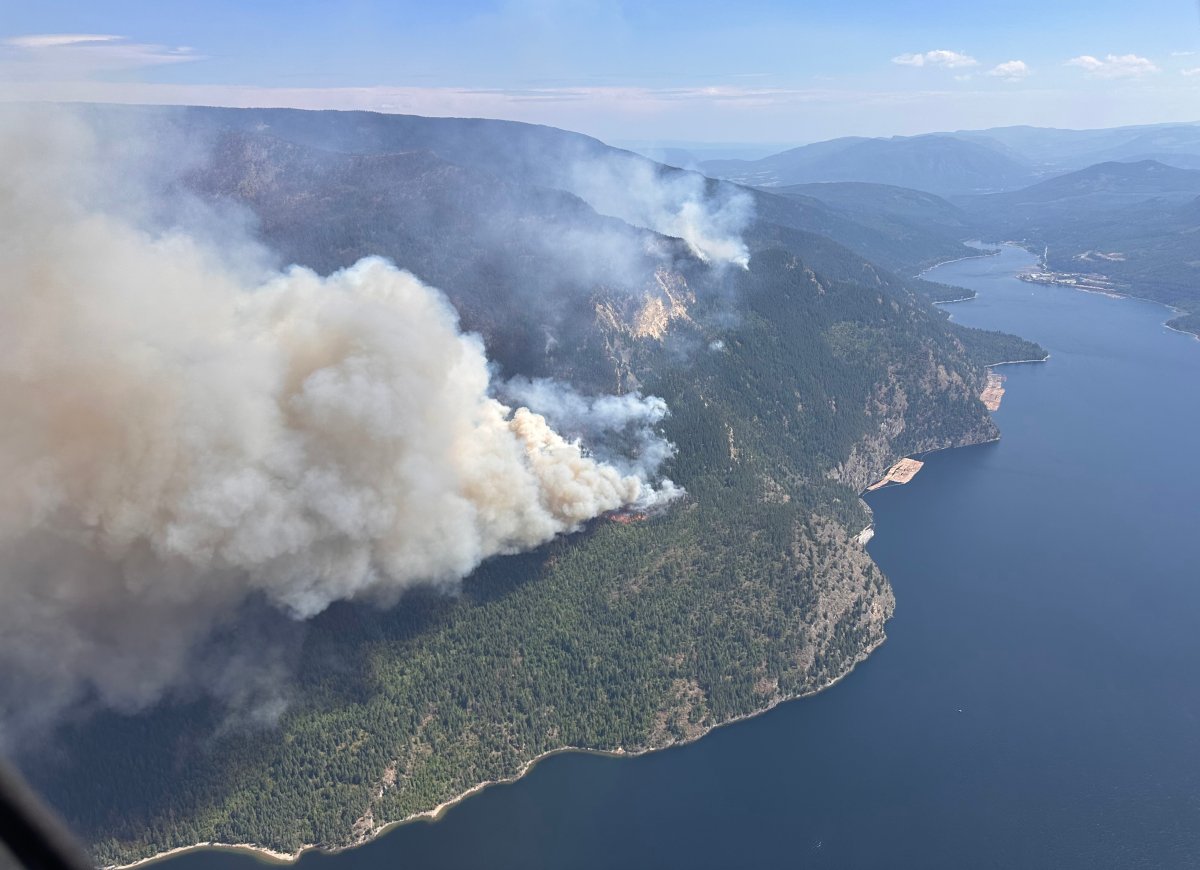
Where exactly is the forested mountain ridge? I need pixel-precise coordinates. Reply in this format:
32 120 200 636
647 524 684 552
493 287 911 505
24 107 1042 865
762 182 978 275
956 160 1200 211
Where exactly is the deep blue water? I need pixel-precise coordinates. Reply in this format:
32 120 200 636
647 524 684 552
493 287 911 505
163 246 1200 869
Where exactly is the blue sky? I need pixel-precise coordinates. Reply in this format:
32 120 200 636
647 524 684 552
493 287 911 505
3 0 1199 144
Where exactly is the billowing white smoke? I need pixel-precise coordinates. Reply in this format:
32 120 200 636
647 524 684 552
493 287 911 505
565 154 753 269
0 111 676 739
500 377 682 505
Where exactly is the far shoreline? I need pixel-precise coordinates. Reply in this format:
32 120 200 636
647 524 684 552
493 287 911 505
911 244 1002 279
999 241 1200 341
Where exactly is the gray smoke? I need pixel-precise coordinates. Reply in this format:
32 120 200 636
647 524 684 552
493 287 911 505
563 153 753 269
0 109 677 741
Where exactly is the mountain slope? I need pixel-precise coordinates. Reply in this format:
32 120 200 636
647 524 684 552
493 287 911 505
186 129 681 381
763 182 976 274
89 104 985 285
84 104 620 188
958 160 1200 210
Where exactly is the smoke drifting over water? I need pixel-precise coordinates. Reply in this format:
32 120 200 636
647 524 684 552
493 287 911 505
0 110 677 741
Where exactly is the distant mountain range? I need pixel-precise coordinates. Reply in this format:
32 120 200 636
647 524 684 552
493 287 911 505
700 134 1037 196
955 122 1200 172
699 122 1200 196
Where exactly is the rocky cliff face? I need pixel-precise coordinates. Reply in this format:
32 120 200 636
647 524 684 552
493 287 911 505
830 352 998 493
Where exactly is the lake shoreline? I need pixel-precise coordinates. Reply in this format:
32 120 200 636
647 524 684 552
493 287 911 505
1030 272 1200 340
911 246 1001 279
1164 320 1200 341
107 635 888 870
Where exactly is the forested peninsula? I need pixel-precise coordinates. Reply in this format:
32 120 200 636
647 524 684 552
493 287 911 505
23 107 1044 866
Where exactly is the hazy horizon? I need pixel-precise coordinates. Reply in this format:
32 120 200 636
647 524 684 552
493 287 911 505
4 0 1200 144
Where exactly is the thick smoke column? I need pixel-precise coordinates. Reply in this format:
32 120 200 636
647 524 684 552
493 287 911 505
0 111 675 740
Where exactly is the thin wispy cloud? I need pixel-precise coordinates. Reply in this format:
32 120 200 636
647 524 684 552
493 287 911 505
892 50 978 69
0 79 1020 127
1 33 201 77
4 34 124 48
0 80 870 116
1182 67 1200 76
988 60 1030 82
1065 53 1160 79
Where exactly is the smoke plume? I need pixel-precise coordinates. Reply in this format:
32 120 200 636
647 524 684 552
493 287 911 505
564 153 753 269
0 110 676 741
500 377 681 504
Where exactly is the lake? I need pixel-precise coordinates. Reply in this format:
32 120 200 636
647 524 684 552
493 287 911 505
162 244 1200 869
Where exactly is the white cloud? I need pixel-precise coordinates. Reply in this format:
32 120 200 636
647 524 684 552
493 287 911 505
1066 53 1160 79
988 60 1031 82
1170 50 1198 58
1182 67 1200 77
892 50 978 69
892 49 974 69
927 50 979 68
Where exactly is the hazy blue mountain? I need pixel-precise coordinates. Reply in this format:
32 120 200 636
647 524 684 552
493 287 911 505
700 134 1037 196
957 160 1200 213
700 136 871 187
614 141 787 166
955 122 1200 172
698 122 1200 197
